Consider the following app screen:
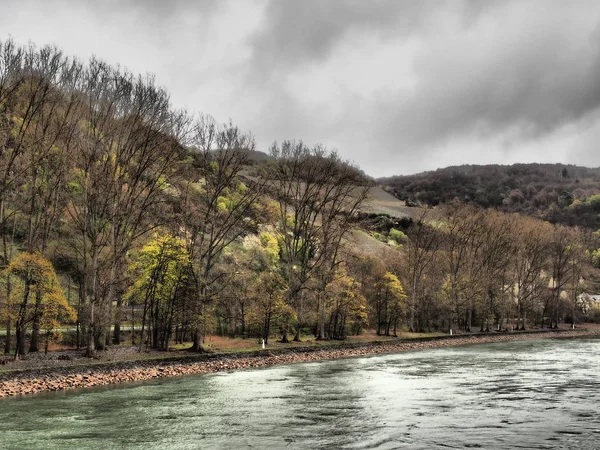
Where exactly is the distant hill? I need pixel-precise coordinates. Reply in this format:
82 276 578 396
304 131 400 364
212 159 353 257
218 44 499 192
243 148 274 163
378 163 600 229
361 186 412 218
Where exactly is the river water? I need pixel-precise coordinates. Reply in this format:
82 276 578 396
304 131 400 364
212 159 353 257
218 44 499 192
1 337 599 449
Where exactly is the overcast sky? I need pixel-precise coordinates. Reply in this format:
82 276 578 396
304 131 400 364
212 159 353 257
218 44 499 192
2 0 600 177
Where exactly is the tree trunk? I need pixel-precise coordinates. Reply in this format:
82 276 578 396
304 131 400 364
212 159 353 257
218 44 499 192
293 291 303 342
263 313 271 345
14 281 32 360
95 327 106 351
113 308 121 345
3 208 15 355
14 322 26 360
86 301 96 357
191 330 202 352
44 331 51 354
29 320 40 353
240 302 246 338
466 308 472 332
409 275 417 332
28 290 43 353
4 319 11 354
131 302 136 345
316 291 326 340
86 245 100 357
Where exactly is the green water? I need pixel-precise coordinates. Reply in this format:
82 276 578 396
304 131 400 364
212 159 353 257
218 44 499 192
1 338 599 449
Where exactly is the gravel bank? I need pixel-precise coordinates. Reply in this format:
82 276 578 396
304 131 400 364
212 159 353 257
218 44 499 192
1 329 598 398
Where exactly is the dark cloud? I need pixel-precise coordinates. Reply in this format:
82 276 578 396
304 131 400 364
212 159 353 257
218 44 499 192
247 1 505 75
58 0 223 22
3 0 600 176
385 2 600 146
247 0 600 175
249 0 428 75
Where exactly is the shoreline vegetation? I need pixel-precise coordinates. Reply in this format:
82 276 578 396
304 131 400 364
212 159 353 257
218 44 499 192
2 39 600 404
1 328 598 399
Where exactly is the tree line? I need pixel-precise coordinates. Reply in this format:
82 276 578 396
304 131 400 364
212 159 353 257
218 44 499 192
380 163 600 229
0 40 598 360
397 204 599 334
0 39 374 357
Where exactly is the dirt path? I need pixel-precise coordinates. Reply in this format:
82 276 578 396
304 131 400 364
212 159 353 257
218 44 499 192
1 329 598 398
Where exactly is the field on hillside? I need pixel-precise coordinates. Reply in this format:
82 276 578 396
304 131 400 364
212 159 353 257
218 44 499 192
361 186 427 219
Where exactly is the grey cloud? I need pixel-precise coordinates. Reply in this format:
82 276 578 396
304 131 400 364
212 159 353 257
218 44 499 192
246 0 600 175
390 3 600 146
57 0 223 22
249 0 428 75
248 0 505 75
4 0 600 176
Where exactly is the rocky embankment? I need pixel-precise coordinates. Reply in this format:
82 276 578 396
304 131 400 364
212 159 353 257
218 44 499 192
1 329 598 398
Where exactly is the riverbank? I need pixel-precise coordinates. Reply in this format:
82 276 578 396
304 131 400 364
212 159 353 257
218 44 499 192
1 328 598 398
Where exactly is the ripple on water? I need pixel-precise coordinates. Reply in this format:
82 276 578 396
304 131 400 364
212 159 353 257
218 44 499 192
0 337 599 450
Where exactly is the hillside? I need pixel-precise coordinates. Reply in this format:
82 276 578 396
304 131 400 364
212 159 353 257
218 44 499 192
2 37 422 359
361 186 411 218
2 39 599 370
379 163 600 228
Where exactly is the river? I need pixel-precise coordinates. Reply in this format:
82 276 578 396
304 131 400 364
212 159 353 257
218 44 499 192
1 337 599 449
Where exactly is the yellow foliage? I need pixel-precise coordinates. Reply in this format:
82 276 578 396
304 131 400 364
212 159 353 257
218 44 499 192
3 252 75 333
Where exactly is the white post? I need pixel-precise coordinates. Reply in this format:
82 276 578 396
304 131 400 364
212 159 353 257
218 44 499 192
449 329 453 336
262 339 265 349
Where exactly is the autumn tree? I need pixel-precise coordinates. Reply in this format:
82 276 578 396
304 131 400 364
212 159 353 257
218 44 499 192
510 216 551 329
228 231 280 338
314 176 369 340
5 252 74 359
475 210 514 332
178 115 265 351
403 211 440 332
546 225 579 328
126 233 189 350
250 271 289 345
266 140 369 342
363 267 407 336
0 40 82 352
64 59 130 355
104 77 186 346
439 204 490 331
325 271 367 339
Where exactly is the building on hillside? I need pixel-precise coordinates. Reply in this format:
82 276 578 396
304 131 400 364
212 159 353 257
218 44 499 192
577 293 600 314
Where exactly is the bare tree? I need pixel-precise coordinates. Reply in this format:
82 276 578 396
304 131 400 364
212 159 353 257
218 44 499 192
404 210 440 332
510 216 551 330
104 75 186 346
440 203 488 332
266 140 369 341
0 41 83 353
179 116 265 351
66 59 131 355
546 225 578 328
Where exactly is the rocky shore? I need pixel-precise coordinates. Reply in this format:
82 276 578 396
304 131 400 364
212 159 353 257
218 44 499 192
1 329 598 398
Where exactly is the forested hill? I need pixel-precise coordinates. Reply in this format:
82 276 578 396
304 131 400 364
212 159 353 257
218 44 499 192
379 163 600 228
2 39 599 364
